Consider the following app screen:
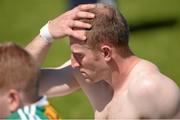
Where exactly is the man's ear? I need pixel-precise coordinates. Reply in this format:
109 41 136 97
101 45 112 62
7 89 21 112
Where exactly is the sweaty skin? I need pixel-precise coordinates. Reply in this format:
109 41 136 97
26 4 180 119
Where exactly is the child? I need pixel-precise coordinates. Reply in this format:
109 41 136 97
0 42 60 120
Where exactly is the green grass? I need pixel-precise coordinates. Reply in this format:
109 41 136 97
130 24 180 85
0 0 180 119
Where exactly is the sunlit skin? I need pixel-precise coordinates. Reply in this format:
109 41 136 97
70 37 111 83
70 37 180 119
25 3 180 119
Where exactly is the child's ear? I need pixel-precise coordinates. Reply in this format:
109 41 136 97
8 89 21 112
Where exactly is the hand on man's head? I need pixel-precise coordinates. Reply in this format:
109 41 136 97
48 4 95 40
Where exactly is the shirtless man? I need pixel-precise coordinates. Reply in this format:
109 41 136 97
26 4 180 119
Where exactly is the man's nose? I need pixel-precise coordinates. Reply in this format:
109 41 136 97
71 56 80 68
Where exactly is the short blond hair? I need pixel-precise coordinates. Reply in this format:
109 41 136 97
83 3 129 49
0 42 39 102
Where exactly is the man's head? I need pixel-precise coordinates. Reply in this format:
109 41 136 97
85 3 129 50
0 42 39 118
70 3 129 83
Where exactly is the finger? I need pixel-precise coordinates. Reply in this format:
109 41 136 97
70 20 92 29
77 4 96 11
68 29 87 41
76 11 95 19
73 30 87 40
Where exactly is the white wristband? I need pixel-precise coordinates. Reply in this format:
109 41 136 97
40 21 53 43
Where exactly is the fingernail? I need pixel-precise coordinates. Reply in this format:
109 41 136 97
83 36 86 40
91 14 95 17
87 24 92 28
91 4 96 8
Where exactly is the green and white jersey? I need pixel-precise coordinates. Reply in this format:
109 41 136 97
6 96 59 120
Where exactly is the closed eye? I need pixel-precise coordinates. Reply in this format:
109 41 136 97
73 53 84 61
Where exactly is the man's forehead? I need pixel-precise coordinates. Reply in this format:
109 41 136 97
70 44 89 54
69 38 90 52
70 40 85 51
69 37 86 45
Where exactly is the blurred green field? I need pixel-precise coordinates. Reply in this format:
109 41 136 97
0 0 180 119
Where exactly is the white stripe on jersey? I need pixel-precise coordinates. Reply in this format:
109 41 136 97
31 104 42 120
17 109 28 120
24 106 33 120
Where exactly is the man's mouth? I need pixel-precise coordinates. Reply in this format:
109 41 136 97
80 71 87 77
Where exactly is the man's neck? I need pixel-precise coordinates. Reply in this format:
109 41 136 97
109 53 140 91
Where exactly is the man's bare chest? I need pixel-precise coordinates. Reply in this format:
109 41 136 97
95 91 138 119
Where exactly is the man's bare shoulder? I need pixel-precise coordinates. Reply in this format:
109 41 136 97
127 59 180 118
129 59 178 90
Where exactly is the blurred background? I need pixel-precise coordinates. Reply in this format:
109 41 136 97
0 0 180 119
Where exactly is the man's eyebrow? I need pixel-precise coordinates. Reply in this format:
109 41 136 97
71 45 84 52
71 48 81 53
72 50 83 54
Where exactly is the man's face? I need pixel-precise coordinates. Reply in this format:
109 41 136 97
0 92 11 119
70 38 110 83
